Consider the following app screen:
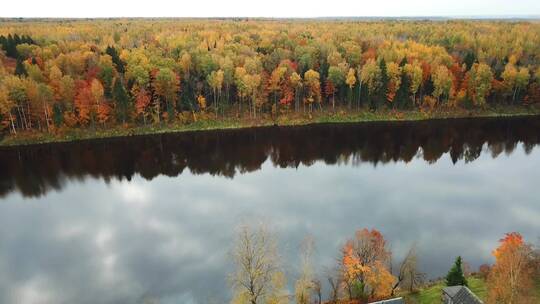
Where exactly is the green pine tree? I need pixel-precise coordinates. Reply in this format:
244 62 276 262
106 46 126 74
99 66 114 98
396 72 411 109
464 52 477 71
376 59 388 109
15 58 27 76
6 34 18 58
445 256 468 286
113 77 130 123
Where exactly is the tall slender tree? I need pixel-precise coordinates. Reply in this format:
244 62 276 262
445 256 468 287
113 77 130 124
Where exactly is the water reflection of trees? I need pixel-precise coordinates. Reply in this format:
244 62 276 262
1 116 539 198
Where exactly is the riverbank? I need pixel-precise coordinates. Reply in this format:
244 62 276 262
1 105 539 147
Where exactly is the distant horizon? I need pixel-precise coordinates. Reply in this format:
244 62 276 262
1 15 539 20
2 0 539 19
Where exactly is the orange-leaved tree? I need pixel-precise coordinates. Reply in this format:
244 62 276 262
134 87 151 125
487 232 534 304
341 228 396 302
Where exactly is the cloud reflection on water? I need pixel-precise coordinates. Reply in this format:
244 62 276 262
1 118 540 303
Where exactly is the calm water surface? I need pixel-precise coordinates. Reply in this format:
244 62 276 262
1 117 540 304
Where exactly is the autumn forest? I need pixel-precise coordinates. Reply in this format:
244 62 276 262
1 17 540 304
0 19 539 144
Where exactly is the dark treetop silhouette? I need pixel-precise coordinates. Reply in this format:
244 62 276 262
1 116 539 198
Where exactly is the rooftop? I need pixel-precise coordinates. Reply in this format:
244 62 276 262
369 297 405 304
442 285 484 304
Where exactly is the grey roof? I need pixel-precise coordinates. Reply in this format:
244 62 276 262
369 297 405 304
442 286 484 304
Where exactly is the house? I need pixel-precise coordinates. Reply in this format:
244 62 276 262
442 286 483 304
368 297 405 304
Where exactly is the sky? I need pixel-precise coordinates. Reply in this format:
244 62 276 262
1 0 539 18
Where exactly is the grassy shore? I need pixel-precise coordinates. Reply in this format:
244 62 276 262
1 105 539 147
402 277 487 304
402 276 540 304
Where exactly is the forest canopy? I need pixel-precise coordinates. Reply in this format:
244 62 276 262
0 19 539 136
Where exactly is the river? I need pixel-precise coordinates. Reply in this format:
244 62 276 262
1 116 539 303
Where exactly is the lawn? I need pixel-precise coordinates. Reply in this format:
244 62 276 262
402 277 487 304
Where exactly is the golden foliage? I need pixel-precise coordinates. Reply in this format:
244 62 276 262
487 233 535 304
